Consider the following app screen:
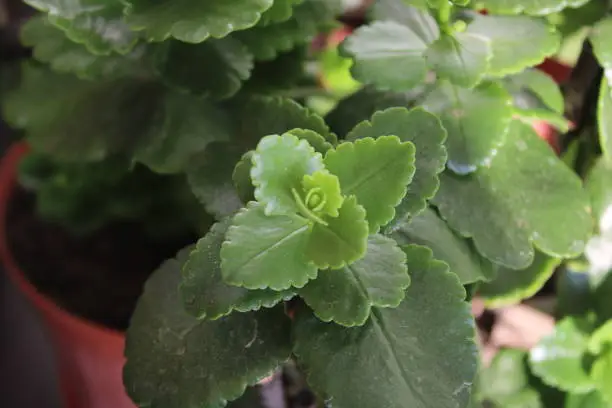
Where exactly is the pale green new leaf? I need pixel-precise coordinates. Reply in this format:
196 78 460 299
479 251 562 307
471 0 589 16
123 250 291 408
347 108 447 226
529 317 595 393
124 0 274 43
181 220 294 320
433 120 592 269
305 196 369 269
221 202 316 290
598 77 612 162
155 38 253 99
251 133 324 216
299 234 409 326
341 20 431 91
591 17 612 86
589 321 612 355
391 207 495 284
465 13 560 77
293 245 477 408
421 81 513 175
424 32 491 88
324 136 416 232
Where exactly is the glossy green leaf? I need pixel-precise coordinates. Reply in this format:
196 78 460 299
299 234 409 327
592 350 612 404
346 108 447 226
566 391 612 408
598 77 612 162
124 0 274 43
305 196 369 269
221 202 316 290
370 0 439 44
391 207 495 284
324 136 416 232
123 250 291 408
181 220 294 320
259 0 303 25
251 133 324 216
186 143 243 220
471 0 590 16
433 120 591 269
480 251 561 307
505 68 564 114
293 245 477 408
21 16 150 79
465 13 560 77
155 38 253 99
424 32 491 89
589 17 612 85
529 317 595 393
422 81 513 175
341 20 430 91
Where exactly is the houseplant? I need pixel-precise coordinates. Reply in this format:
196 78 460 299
2 0 612 407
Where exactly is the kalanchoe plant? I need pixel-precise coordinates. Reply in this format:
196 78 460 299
4 0 612 406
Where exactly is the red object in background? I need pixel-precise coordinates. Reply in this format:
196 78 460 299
0 143 136 408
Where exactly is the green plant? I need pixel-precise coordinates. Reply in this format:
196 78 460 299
3 0 612 406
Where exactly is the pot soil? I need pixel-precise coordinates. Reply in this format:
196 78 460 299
0 143 196 408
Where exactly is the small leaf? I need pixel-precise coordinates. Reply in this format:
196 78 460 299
591 17 612 86
124 0 275 43
181 220 294 320
591 350 612 404
324 136 416 232
233 151 256 203
424 32 491 88
186 143 243 220
391 207 495 284
529 317 595 393
598 77 612 163
301 171 344 218
299 234 409 326
465 13 560 77
589 321 612 355
251 133 324 216
505 68 564 114
433 120 591 269
293 245 477 408
347 107 447 225
305 196 369 269
287 129 333 153
479 251 562 308
341 20 430 91
155 38 253 99
123 250 291 408
221 202 316 290
421 81 513 175
471 0 589 16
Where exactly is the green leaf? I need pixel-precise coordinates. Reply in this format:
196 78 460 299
346 107 447 226
465 13 560 77
251 133 324 216
566 391 612 408
591 17 612 86
433 120 592 269
305 195 369 269
186 143 243 220
287 129 333 154
590 321 612 355
341 20 430 91
155 38 253 99
299 234 409 327
598 77 612 162
301 171 344 218
424 32 491 88
124 0 274 43
391 207 495 284
324 136 416 232
181 220 294 320
421 81 513 175
123 250 291 408
471 0 589 16
529 317 595 393
221 202 316 290
505 68 564 114
591 350 612 404
293 245 477 408
259 0 303 25
233 151 255 203
21 16 150 79
479 251 562 307
49 2 137 55
370 0 439 43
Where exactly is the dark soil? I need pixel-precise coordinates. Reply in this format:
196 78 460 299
6 186 196 330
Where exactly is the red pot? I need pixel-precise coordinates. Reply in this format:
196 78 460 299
0 143 136 408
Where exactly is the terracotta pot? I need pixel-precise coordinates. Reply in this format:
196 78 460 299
0 143 136 408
